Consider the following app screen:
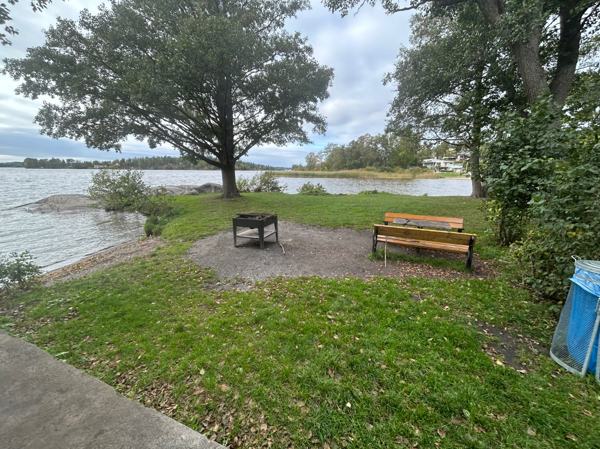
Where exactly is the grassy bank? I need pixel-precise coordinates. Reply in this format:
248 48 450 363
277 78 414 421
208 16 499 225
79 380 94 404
272 170 444 180
2 193 598 448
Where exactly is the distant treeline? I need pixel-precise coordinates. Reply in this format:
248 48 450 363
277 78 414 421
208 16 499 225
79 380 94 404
0 161 23 167
21 156 287 171
292 133 454 172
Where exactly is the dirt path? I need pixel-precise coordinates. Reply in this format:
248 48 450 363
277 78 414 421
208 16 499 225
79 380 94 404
187 221 495 282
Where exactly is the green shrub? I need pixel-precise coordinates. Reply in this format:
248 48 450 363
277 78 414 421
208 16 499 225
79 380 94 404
483 97 568 246
88 169 172 217
144 216 161 237
297 182 330 195
511 136 600 300
236 171 287 193
0 251 42 295
358 190 381 195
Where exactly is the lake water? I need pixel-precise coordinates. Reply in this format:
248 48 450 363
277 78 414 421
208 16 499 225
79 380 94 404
0 168 471 272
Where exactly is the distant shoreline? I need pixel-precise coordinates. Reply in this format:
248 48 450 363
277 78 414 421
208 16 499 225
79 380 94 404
272 170 471 180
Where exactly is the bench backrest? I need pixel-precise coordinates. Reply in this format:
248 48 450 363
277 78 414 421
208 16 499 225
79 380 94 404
375 224 476 245
384 213 464 230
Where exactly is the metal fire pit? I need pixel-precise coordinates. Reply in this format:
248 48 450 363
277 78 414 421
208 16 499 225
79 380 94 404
233 213 278 250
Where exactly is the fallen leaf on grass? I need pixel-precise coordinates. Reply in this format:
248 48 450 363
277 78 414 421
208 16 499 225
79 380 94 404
220 384 230 392
193 389 204 396
437 429 446 438
260 423 268 432
583 409 595 418
527 428 536 436
567 434 578 442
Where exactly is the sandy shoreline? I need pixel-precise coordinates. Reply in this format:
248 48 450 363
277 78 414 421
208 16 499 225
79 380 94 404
41 237 163 286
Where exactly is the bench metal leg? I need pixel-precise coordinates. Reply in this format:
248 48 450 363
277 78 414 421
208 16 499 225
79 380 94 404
372 230 378 253
233 224 237 247
466 236 474 270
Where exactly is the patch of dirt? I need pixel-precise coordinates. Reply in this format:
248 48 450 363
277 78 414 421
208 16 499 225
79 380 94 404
477 321 549 373
41 237 163 286
187 221 495 282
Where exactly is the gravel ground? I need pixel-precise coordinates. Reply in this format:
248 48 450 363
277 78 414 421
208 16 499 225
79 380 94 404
187 221 495 282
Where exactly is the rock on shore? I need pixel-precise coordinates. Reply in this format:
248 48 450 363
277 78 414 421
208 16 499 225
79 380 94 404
22 183 223 212
23 194 100 213
150 183 222 196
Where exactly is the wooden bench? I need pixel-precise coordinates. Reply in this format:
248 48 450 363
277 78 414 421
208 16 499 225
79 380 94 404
384 213 464 232
373 224 477 269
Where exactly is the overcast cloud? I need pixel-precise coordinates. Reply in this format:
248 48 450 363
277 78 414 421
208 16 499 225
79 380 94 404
0 1 411 166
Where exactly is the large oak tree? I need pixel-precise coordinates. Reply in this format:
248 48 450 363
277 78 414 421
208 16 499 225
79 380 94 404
3 0 334 197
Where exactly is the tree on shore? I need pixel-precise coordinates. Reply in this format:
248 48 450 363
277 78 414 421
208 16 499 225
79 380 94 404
385 5 524 197
3 0 334 198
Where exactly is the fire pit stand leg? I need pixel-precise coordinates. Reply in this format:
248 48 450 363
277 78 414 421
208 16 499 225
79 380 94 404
233 223 237 247
259 227 265 250
275 221 279 243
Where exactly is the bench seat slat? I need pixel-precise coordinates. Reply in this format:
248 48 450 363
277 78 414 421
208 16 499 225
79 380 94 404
377 236 469 254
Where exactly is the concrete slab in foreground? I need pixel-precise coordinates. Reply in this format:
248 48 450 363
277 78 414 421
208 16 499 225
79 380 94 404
0 330 225 449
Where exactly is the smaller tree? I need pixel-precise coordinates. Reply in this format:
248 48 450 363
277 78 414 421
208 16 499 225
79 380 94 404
0 251 42 295
88 169 171 217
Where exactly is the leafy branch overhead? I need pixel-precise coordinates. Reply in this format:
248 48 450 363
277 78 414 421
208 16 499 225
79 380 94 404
0 0 54 45
3 0 334 198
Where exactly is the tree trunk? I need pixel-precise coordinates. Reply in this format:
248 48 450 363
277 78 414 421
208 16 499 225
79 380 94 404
469 149 487 198
221 163 239 199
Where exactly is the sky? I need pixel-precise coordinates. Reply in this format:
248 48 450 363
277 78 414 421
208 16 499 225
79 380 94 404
0 1 412 167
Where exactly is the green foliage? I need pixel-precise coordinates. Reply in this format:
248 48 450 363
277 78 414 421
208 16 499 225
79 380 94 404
297 182 330 195
88 169 172 217
144 216 161 237
510 105 600 299
484 97 568 246
0 251 42 294
295 133 430 172
236 171 288 193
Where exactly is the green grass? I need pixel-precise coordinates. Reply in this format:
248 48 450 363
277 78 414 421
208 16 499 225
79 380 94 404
3 193 599 448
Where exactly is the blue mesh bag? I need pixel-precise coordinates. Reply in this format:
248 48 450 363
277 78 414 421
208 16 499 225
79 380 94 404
551 260 600 382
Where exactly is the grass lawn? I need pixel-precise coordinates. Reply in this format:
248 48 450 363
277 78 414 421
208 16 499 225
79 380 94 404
2 193 599 448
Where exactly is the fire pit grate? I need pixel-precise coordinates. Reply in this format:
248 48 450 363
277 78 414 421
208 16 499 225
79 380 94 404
233 213 278 250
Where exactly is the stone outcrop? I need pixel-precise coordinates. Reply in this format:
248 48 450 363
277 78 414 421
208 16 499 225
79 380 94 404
22 194 101 213
150 183 222 196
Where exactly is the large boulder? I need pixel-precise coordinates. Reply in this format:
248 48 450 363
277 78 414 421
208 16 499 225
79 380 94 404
150 183 222 195
23 194 100 213
196 183 222 194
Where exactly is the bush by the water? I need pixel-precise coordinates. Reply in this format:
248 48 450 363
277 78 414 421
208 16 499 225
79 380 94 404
236 171 287 193
0 251 41 295
297 182 330 195
88 169 172 217
485 90 600 300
